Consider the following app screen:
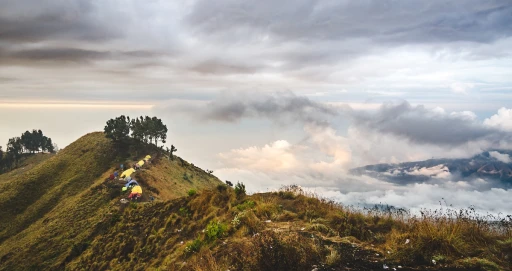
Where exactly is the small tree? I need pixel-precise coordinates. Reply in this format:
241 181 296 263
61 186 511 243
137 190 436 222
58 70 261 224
6 137 23 167
166 145 177 160
104 115 130 142
234 182 246 199
0 146 4 172
45 137 55 153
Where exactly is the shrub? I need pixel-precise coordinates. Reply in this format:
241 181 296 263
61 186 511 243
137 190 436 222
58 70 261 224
183 173 190 181
187 189 197 197
179 207 190 217
205 220 227 242
185 238 202 254
216 184 227 192
236 200 255 211
325 246 341 266
234 182 246 198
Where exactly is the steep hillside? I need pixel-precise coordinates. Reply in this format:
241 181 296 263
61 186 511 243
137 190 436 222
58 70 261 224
0 132 221 271
0 152 54 184
68 186 512 271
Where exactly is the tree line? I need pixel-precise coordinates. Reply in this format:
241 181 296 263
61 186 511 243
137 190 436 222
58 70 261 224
0 129 55 172
104 115 168 147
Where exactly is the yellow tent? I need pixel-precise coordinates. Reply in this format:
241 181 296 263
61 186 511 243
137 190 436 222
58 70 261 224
131 185 142 194
120 168 135 178
137 160 145 167
144 155 151 160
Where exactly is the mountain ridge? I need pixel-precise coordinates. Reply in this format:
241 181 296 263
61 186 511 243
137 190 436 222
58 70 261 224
350 150 512 187
0 132 221 270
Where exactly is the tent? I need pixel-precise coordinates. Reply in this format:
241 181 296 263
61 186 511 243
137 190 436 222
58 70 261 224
124 180 139 187
145 155 151 160
131 185 142 194
137 160 145 167
129 185 143 200
120 168 135 178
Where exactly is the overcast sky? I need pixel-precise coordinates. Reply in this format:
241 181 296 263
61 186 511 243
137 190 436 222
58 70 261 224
1 0 512 213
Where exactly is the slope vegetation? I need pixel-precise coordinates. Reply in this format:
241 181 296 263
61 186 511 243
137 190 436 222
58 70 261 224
0 152 54 184
69 186 511 271
0 132 221 271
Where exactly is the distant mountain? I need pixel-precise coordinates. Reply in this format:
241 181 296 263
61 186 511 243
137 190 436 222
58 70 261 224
350 150 512 188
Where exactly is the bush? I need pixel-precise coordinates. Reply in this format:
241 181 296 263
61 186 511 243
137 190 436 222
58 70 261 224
205 220 227 242
179 207 190 217
187 189 197 197
234 182 246 198
216 184 227 192
183 173 190 181
236 200 255 211
185 238 202 254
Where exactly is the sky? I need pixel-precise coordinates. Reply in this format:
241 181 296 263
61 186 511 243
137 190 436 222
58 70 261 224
1 0 512 214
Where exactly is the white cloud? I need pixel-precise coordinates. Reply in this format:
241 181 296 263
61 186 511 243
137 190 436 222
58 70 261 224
450 82 474 93
312 184 512 215
450 111 477 121
218 140 299 172
406 164 451 179
489 151 511 163
484 108 512 131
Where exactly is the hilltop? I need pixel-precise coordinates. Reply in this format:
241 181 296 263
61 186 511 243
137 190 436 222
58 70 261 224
0 132 510 271
0 132 221 270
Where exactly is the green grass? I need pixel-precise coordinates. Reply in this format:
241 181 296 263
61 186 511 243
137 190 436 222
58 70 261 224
0 132 222 271
60 185 511 271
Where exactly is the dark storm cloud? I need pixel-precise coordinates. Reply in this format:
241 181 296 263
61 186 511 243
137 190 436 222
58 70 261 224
170 92 338 125
190 59 264 75
187 0 512 44
351 101 508 146
0 47 163 64
0 0 120 43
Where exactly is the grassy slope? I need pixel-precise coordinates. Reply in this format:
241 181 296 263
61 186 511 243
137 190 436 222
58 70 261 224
0 132 221 271
68 186 512 271
0 153 54 184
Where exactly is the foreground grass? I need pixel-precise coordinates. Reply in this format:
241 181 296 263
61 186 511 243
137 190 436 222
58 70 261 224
69 185 512 271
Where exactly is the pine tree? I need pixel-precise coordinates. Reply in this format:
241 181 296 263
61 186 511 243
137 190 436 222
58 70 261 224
7 137 23 166
104 115 130 142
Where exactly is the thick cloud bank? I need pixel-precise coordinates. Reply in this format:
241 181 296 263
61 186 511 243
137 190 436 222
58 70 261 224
182 92 512 214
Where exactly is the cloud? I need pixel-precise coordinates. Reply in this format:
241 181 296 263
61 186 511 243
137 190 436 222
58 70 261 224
0 0 120 43
218 140 299 172
484 108 512 131
406 164 451 179
351 101 508 146
187 0 512 44
314 184 512 215
489 151 511 163
450 82 474 93
170 91 338 125
0 47 164 64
